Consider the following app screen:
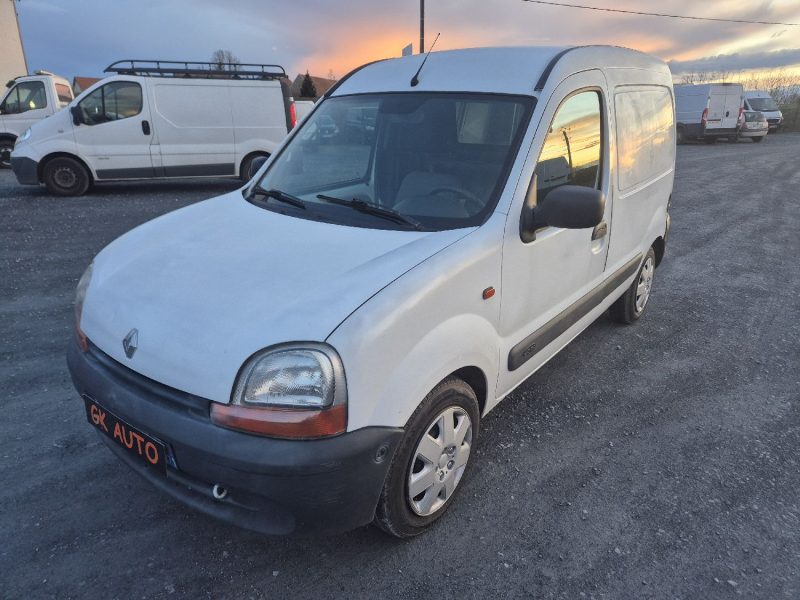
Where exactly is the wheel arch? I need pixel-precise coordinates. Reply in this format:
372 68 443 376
0 133 18 142
239 150 271 178
451 366 488 417
652 235 665 267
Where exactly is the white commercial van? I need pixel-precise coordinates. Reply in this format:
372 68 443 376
0 71 73 168
743 90 783 130
674 83 743 143
11 60 296 195
68 46 675 537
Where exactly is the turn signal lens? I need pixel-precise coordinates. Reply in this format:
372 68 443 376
211 403 346 439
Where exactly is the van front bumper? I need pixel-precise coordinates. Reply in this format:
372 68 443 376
67 341 403 535
10 156 39 185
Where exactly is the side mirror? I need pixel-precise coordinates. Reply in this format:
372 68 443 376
70 105 83 126
520 176 605 243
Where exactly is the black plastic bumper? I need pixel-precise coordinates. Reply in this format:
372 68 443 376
67 341 403 535
11 156 39 185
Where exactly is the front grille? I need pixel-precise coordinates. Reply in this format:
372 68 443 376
87 341 211 412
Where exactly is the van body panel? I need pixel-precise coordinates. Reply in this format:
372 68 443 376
675 83 743 138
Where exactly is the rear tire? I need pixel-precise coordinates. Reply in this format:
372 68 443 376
43 156 90 196
0 139 15 169
374 377 480 538
240 153 269 181
610 247 657 325
703 136 717 144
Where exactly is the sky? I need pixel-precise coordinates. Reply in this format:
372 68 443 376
13 0 800 81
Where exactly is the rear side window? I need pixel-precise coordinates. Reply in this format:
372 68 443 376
0 81 48 115
55 83 73 105
615 88 674 191
534 91 602 204
78 82 142 126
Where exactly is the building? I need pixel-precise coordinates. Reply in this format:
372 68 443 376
0 0 27 85
72 76 101 94
290 73 336 100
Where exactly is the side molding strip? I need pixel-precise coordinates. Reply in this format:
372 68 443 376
507 254 642 371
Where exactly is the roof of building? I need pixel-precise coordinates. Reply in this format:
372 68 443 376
72 76 101 92
291 74 336 99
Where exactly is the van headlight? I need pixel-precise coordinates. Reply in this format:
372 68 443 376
211 343 347 438
18 128 31 143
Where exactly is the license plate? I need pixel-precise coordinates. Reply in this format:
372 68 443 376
84 396 167 474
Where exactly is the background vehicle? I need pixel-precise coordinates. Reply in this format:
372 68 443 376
674 83 743 143
0 71 73 168
739 110 768 142
10 60 296 195
744 90 782 131
68 46 674 538
293 99 315 122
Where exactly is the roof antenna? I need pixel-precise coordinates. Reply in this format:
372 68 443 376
410 32 440 87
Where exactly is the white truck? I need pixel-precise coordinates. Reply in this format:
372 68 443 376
744 90 783 131
674 83 743 143
11 60 297 195
0 71 73 168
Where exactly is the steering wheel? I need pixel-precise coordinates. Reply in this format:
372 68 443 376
429 186 484 215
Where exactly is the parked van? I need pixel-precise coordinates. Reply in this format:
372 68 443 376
674 83 743 143
0 71 73 168
293 99 315 122
68 46 674 537
10 60 296 195
744 90 782 130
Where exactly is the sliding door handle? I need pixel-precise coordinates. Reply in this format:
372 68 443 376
591 221 607 241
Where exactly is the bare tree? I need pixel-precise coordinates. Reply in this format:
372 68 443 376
211 49 241 71
327 69 337 81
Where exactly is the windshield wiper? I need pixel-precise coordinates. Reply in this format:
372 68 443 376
316 194 423 231
248 185 306 209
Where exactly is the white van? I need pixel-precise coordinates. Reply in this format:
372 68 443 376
0 71 73 168
674 83 743 143
743 90 782 130
68 46 674 537
10 60 296 195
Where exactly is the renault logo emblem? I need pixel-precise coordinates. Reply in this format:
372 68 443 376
123 328 138 359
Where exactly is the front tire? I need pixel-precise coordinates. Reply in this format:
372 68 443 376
0 139 14 169
752 136 764 143
610 247 657 324
374 377 480 538
43 156 90 196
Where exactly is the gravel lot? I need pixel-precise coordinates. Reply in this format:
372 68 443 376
2 134 799 599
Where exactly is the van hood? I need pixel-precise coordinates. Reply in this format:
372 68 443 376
14 107 73 149
81 192 473 402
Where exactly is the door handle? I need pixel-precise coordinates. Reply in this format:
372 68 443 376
591 221 607 241
141 120 150 135
725 111 730 117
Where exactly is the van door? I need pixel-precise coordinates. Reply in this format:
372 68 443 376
707 87 740 131
73 80 155 179
148 81 235 177
0 79 50 136
497 70 611 396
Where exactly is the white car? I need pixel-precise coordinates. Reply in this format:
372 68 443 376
68 45 675 537
739 110 768 142
11 60 296 195
0 71 73 168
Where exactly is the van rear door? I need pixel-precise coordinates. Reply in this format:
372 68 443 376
149 80 235 177
707 86 741 131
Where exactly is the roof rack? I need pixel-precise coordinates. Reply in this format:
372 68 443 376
104 60 287 80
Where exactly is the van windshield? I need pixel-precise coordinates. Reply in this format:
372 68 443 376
251 93 534 230
748 97 779 112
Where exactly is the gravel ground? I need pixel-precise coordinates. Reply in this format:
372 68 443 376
1 135 799 599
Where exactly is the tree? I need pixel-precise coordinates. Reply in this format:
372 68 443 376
300 71 317 98
327 69 337 81
211 49 240 71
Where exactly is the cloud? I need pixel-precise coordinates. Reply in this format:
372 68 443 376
668 47 800 73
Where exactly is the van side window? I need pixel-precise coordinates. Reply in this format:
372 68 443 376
534 91 601 205
0 81 48 115
55 83 73 106
615 88 674 191
78 82 143 126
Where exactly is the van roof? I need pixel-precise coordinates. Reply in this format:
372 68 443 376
329 45 668 97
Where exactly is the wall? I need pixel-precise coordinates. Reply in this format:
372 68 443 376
0 0 27 85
